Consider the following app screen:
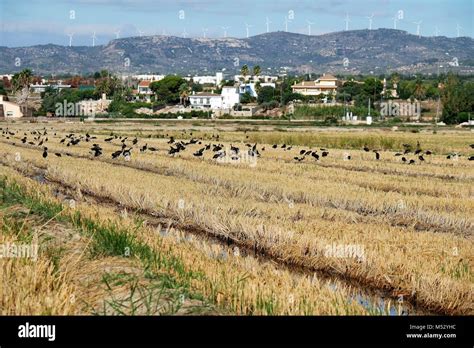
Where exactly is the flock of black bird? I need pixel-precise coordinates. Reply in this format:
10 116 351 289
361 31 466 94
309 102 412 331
1 127 474 163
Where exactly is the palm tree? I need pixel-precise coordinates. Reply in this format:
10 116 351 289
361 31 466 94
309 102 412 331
390 73 400 97
413 79 426 100
179 83 190 106
240 65 249 81
12 69 33 116
252 65 261 78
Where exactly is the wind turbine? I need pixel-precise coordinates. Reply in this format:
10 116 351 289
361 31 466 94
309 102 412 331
306 20 314 35
137 28 145 37
265 17 272 33
245 23 253 38
114 30 120 39
284 17 292 32
182 28 188 38
91 31 97 47
221 26 230 38
344 13 351 31
366 13 374 30
67 33 74 47
434 26 440 37
392 15 398 29
413 20 422 37
202 28 208 38
456 23 462 38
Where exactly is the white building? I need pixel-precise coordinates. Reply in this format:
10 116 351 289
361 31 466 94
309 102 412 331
234 75 278 83
291 74 339 96
137 80 154 95
184 72 223 86
239 83 258 98
189 92 223 109
221 86 240 109
76 93 111 117
0 95 24 118
125 74 165 82
30 84 71 93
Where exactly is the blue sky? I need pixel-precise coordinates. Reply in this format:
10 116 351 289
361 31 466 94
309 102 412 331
0 0 472 47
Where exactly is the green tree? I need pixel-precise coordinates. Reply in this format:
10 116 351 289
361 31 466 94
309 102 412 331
240 65 249 80
252 65 261 77
179 83 190 105
240 92 255 104
413 78 426 100
441 74 474 124
257 86 276 104
150 75 186 104
12 69 33 115
95 74 121 98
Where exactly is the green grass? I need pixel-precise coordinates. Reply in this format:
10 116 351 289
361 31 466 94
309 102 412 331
0 176 214 313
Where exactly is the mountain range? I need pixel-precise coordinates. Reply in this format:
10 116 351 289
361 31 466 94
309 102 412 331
1 29 473 76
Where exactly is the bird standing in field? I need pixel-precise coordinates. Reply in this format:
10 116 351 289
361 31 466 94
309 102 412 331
42 147 48 158
193 148 205 157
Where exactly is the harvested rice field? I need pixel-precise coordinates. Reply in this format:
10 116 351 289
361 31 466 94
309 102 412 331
0 121 473 316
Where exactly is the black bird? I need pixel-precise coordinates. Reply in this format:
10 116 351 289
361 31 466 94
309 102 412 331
414 149 422 155
299 149 306 155
294 156 304 162
55 153 62 157
401 157 407 163
213 151 225 159
281 144 286 149
404 149 411 154
193 148 205 157
148 147 158 152
140 144 148 152
409 159 416 165
394 153 402 156
230 145 240 154
213 145 223 152
123 148 132 158
468 156 474 161
112 150 122 159
105 137 113 142
42 147 48 158
425 150 432 155
168 137 175 144
311 152 320 160
375 152 380 160
418 155 425 161
469 144 474 149
363 146 370 152
132 138 138 145
322 151 329 157
272 144 278 149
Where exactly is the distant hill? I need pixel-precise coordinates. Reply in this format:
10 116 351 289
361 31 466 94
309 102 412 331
1 29 473 76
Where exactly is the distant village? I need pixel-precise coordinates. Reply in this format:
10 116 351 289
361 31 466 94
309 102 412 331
0 67 472 125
